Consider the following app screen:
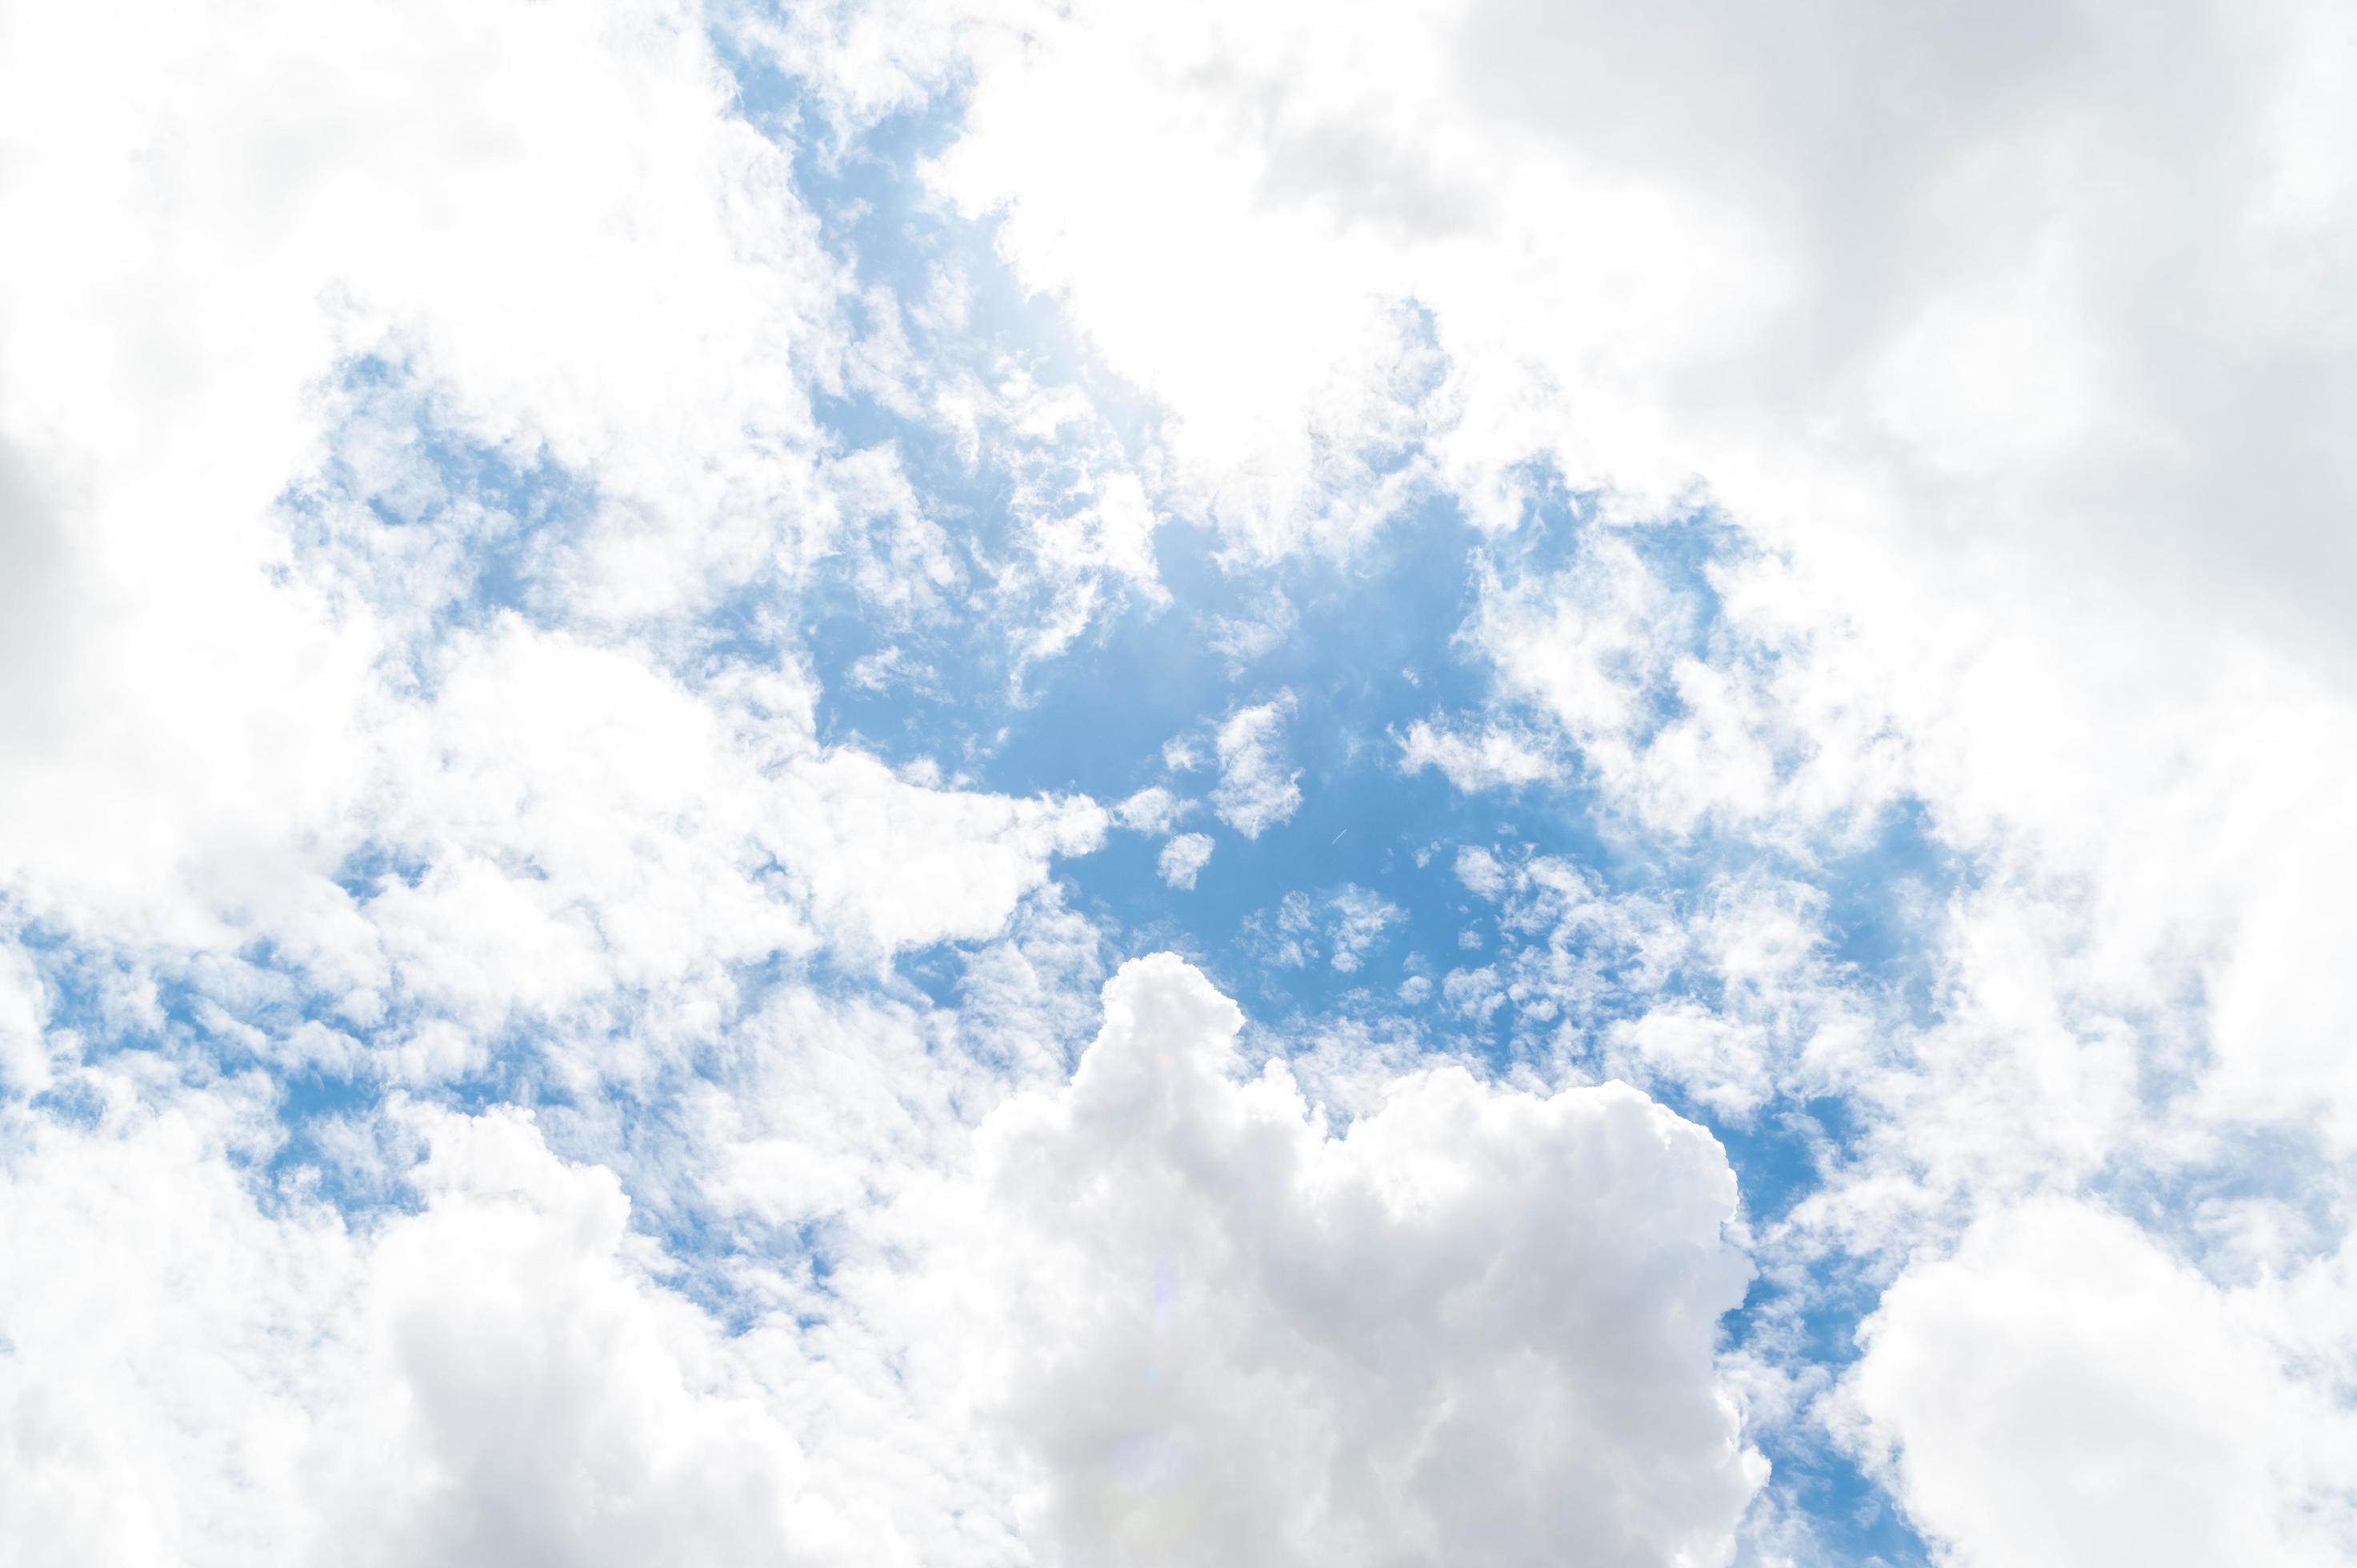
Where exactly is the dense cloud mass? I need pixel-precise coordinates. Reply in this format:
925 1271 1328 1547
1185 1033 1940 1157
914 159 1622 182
963 956 1760 1566
1844 1200 2357 1567
2 0 2354 1563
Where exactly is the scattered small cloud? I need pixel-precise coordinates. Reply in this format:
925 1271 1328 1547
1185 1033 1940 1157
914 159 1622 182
1157 831 1214 890
1399 717 1556 792
1211 693 1303 838
1114 785 1194 836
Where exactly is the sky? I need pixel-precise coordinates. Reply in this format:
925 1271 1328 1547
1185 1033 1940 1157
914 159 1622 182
2 2 2355 1564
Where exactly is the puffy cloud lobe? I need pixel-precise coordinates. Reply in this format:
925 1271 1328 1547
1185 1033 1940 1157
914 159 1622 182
963 954 1765 1566
322 1113 892 1568
1843 1199 2357 1567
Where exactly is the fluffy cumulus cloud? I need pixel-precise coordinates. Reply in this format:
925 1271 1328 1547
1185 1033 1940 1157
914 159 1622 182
5 0 2354 1562
1843 1201 2357 1567
956 957 1763 1567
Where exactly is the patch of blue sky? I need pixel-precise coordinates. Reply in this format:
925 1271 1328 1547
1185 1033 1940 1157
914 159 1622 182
1763 1438 1934 1568
1810 797 1963 1032
281 352 603 658
331 841 432 905
1719 1131 1934 1566
2104 1118 2346 1272
11 916 156 1131
827 493 1515 992
5 917 388 1210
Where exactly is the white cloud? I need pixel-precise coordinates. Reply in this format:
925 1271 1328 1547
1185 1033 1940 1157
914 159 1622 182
846 646 942 695
0 0 838 943
1843 1199 2357 1567
929 369 1171 676
1429 854 1870 1129
1451 846 1507 901
0 936 50 1096
954 954 1766 1565
775 750 1108 961
1399 718 1558 793
0 1084 964 1567
1160 738 1206 773
1157 832 1215 890
1115 786 1194 837
1209 593 1299 670
1603 1006 1771 1122
1325 883 1402 973
1463 537 1910 846
840 0 2357 653
1242 886 1400 974
322 626 1105 1060
0 0 1140 1124
1210 694 1303 838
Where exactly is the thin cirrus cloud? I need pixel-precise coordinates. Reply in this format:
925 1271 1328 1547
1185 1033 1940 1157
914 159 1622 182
0 1 2351 1566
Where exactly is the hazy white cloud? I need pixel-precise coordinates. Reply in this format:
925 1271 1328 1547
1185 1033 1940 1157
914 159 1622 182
1243 885 1407 977
1399 717 1558 793
1454 846 1510 901
1115 786 1194 837
1325 883 1403 973
1211 694 1303 838
842 0 2357 654
0 1085 954 1568
0 0 838 941
0 936 50 1096
1157 831 1215 890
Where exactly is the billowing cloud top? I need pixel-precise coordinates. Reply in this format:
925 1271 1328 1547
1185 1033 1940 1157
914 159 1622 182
2 0 2354 1564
